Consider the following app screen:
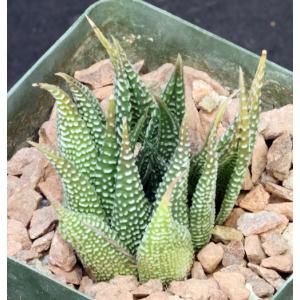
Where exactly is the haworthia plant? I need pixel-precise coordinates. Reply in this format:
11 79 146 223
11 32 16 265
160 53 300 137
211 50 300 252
31 17 266 283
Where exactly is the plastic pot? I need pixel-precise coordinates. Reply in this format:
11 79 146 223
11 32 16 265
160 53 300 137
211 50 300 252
7 0 293 299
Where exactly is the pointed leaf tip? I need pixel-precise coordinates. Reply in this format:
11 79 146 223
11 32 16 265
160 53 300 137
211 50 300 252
85 15 96 28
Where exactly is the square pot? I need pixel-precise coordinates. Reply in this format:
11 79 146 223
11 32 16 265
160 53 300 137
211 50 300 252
7 0 293 299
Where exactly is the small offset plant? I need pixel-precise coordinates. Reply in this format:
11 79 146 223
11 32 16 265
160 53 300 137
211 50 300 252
30 16 266 284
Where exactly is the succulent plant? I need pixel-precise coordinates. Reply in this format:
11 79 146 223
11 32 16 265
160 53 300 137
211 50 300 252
30 17 266 284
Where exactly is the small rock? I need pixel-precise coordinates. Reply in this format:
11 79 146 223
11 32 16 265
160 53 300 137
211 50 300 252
222 98 240 126
222 240 245 267
7 219 32 256
132 279 163 298
241 168 253 191
282 223 293 254
38 165 63 203
93 85 114 101
260 171 279 185
8 187 42 226
198 109 226 146
199 94 221 113
265 202 293 221
185 78 204 153
251 134 268 183
261 254 293 273
238 184 270 212
212 225 244 243
7 147 47 176
79 276 93 294
93 282 134 300
109 275 139 292
38 119 58 149
142 63 175 96
81 282 105 298
244 235 266 264
222 265 275 298
261 233 288 256
246 276 274 298
282 170 293 190
224 208 246 228
197 242 224 273
248 263 285 290
29 206 58 239
192 80 220 111
184 65 229 96
20 159 48 187
259 104 293 140
169 278 225 300
220 264 276 297
264 182 293 201
48 264 82 285
75 59 144 90
237 211 288 236
220 265 257 280
142 292 181 300
7 240 22 257
190 261 207 279
213 271 249 300
14 248 41 261
27 257 53 277
31 231 55 253
259 214 289 236
7 175 28 198
49 231 76 272
266 133 292 181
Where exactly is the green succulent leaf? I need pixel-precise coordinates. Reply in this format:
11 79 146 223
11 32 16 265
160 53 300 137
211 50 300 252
155 116 190 226
161 54 185 127
137 177 194 284
216 51 266 224
112 37 157 128
32 83 98 183
111 118 151 254
190 98 229 250
93 98 119 220
114 59 133 144
156 97 180 166
29 142 105 218
54 203 137 281
248 50 267 149
55 72 106 151
130 108 149 147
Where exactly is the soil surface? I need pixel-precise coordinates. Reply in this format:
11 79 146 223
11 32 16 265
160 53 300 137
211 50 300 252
8 0 292 89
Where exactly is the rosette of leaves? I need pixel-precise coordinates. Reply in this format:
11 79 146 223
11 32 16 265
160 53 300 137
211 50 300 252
30 17 266 284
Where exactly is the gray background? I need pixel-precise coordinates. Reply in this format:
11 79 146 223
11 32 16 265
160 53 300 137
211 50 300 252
8 0 292 88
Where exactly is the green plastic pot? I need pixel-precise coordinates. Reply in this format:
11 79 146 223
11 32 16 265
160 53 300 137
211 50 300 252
7 0 293 299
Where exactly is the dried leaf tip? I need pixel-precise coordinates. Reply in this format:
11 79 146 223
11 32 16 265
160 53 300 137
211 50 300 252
85 15 97 29
261 49 267 57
